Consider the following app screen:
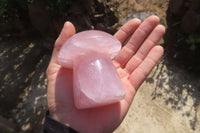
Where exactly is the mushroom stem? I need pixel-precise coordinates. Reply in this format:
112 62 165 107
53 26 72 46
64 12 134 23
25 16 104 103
73 52 125 109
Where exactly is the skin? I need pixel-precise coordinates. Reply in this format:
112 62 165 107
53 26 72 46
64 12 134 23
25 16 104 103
46 16 165 133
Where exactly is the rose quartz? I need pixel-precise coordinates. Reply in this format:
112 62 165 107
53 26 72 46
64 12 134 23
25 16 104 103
58 30 126 109
58 30 121 68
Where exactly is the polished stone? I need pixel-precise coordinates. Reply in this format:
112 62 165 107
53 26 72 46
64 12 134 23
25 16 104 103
58 30 126 109
58 30 122 68
73 52 125 109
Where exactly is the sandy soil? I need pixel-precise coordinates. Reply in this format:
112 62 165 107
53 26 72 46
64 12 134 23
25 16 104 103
114 61 200 133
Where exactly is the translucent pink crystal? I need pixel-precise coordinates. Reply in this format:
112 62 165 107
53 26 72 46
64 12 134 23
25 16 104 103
58 30 126 109
73 52 125 109
58 30 121 68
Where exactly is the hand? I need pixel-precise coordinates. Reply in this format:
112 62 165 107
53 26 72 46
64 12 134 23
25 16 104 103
46 15 165 133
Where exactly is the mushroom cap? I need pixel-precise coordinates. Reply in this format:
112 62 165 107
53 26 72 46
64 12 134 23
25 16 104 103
58 30 122 68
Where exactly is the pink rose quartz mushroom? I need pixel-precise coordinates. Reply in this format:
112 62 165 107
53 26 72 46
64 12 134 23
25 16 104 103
58 30 126 109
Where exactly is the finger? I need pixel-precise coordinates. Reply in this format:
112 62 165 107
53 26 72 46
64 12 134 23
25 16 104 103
130 45 164 91
125 24 165 73
115 15 160 68
51 21 76 64
114 18 141 44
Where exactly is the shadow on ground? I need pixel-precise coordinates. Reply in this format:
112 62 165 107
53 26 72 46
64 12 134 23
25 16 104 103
147 59 200 130
0 33 51 132
146 7 200 130
146 1 200 130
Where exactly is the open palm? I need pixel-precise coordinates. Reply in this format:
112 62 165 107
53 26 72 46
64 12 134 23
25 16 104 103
46 16 165 133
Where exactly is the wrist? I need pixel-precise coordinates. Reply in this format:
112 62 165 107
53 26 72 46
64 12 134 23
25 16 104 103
48 109 70 126
44 111 79 133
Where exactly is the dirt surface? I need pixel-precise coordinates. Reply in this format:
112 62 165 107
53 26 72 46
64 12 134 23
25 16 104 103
108 0 168 25
0 34 50 132
114 61 200 133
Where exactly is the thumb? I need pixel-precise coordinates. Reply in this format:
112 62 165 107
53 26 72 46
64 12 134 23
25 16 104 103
51 21 76 64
